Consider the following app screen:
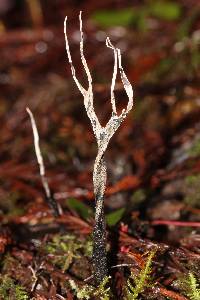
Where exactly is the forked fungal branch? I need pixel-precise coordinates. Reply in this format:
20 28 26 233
64 11 133 284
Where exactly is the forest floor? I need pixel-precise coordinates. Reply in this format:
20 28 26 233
0 1 200 299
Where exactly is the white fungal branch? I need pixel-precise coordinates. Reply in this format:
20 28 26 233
106 37 133 122
26 107 46 178
26 107 51 199
27 107 61 216
79 11 93 92
106 37 117 115
64 12 101 140
64 16 85 96
64 12 133 153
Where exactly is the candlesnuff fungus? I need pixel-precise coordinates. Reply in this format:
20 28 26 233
64 12 133 284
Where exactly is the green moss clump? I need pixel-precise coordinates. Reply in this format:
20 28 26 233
125 249 156 300
44 234 92 272
0 276 29 300
175 272 200 300
184 174 200 207
69 276 111 300
188 138 200 158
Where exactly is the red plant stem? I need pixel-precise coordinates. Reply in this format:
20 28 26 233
152 220 200 227
158 286 188 300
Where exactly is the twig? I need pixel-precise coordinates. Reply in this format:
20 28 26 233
156 286 188 300
152 220 200 227
111 263 135 269
26 107 62 216
84 275 94 282
26 0 43 27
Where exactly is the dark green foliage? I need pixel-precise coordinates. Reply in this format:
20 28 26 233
92 1 181 29
92 9 137 27
106 207 125 226
67 198 93 220
131 189 146 208
177 7 200 38
149 1 181 21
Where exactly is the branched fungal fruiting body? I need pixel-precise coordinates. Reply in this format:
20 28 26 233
64 12 133 284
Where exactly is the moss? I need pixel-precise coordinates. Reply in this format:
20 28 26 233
188 273 200 300
184 174 200 207
69 275 111 300
0 192 24 218
1 254 19 274
131 189 146 208
0 276 29 300
175 272 200 300
125 249 156 300
44 234 92 272
188 138 200 157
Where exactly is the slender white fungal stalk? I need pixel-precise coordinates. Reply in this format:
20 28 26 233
64 12 133 284
26 107 62 216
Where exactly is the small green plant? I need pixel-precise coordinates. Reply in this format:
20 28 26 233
125 249 156 300
69 275 111 300
175 272 200 300
0 275 29 300
184 174 200 207
188 272 200 300
131 189 146 208
188 137 200 157
0 191 24 217
44 234 92 272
